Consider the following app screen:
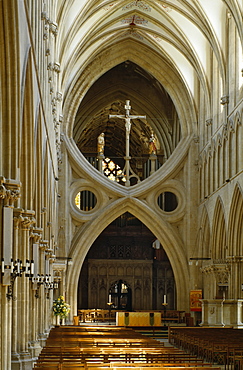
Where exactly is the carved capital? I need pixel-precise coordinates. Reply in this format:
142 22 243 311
21 210 36 230
13 208 25 229
49 255 56 264
1 179 21 206
201 262 230 285
39 240 49 251
30 227 43 243
0 183 7 199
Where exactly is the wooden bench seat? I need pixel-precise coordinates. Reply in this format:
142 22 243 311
168 327 243 368
34 365 220 370
34 326 220 369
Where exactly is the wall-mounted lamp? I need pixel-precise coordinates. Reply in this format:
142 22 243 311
32 274 59 298
1 258 34 300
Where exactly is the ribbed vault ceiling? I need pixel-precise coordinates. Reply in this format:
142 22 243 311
73 61 179 159
56 0 243 160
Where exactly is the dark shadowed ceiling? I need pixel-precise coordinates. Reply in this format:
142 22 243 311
73 61 180 162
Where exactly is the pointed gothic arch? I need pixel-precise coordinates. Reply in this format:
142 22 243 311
63 39 197 140
198 207 211 260
211 197 227 260
66 196 189 317
235 111 242 174
228 183 243 257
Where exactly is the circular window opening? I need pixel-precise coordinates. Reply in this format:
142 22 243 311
158 191 178 212
75 190 97 211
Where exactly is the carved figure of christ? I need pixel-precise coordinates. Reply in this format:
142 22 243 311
108 100 146 186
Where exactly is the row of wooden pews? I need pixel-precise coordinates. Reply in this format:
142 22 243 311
33 325 221 369
168 327 243 369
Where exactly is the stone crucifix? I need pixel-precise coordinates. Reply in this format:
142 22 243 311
109 100 146 186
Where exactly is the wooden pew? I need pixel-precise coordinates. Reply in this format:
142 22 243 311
168 327 243 368
34 326 220 369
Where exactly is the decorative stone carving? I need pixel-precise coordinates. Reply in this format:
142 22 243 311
201 262 230 287
51 98 57 107
21 214 36 230
227 256 243 263
206 118 212 126
53 62 61 73
30 228 43 243
49 21 58 36
222 123 228 140
0 179 21 206
59 115 64 124
39 240 49 252
221 95 229 105
229 120 235 133
13 209 25 229
56 92 62 102
122 1 152 12
0 183 7 199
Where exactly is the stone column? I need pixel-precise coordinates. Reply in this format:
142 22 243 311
18 211 35 367
227 256 243 299
38 240 49 348
97 154 104 174
0 178 21 370
11 209 23 366
149 153 157 175
28 228 43 359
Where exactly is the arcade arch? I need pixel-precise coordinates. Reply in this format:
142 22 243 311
66 194 189 318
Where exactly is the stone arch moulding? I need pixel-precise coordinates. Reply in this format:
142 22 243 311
66 196 189 318
211 197 227 260
63 39 197 139
64 127 192 198
228 183 243 257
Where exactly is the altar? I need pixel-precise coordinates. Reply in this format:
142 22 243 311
116 311 161 326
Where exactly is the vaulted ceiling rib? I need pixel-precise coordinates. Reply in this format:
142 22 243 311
56 0 243 170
